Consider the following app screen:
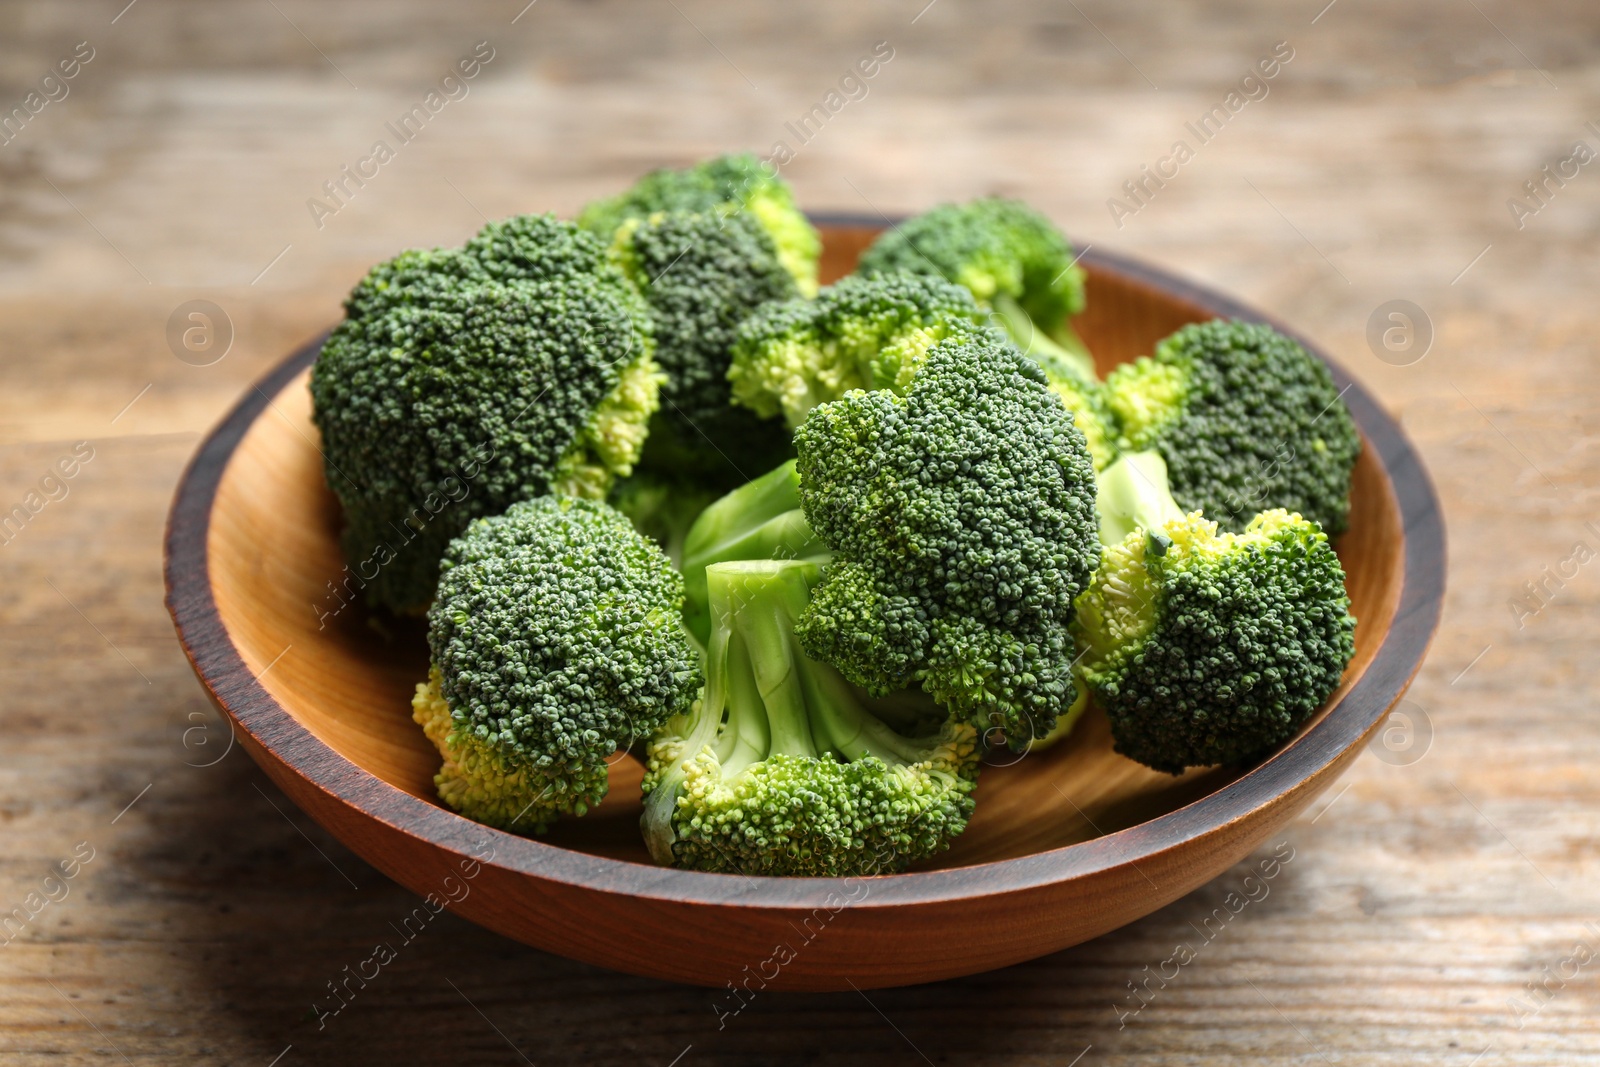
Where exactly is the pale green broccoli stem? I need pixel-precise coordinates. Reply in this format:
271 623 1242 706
642 559 820 863
717 561 820 766
990 291 1096 382
679 459 832 643
1096 450 1187 547
712 560 942 767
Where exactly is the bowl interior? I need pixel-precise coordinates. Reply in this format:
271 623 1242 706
206 225 1403 869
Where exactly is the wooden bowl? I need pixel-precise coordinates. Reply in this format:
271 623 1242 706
164 217 1444 990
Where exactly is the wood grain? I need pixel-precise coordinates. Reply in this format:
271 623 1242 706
3 0 1597 1060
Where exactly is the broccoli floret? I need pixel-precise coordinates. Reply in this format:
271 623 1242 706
414 496 702 832
641 559 980 876
310 216 662 613
342 246 481 320
1073 451 1357 774
609 209 797 483
793 332 1101 747
1104 319 1361 535
678 458 831 644
579 153 821 297
728 273 994 428
856 197 1095 380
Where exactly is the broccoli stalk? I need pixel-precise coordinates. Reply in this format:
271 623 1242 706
642 559 979 876
986 289 1096 382
1095 450 1187 547
678 458 831 645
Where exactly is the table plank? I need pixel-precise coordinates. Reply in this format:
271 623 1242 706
3 0 1599 1062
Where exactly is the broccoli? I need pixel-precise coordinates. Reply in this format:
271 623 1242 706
310 215 661 613
727 273 993 429
1073 450 1356 774
793 332 1101 747
413 496 702 832
609 209 798 488
579 153 821 297
1038 357 1117 471
641 559 980 876
856 197 1095 380
1104 319 1361 535
678 458 831 645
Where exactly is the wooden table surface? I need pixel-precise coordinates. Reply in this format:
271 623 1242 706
3 0 1597 1062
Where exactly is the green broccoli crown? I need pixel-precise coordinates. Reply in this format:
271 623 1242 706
728 273 994 428
1105 319 1362 535
417 496 702 833
611 209 798 460
1074 493 1356 775
642 559 979 877
342 246 482 321
856 198 1089 369
578 153 821 296
344 213 638 321
310 269 659 613
792 333 1102 747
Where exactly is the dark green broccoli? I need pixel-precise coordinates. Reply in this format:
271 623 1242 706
343 213 642 321
414 496 701 832
609 208 798 488
641 559 979 876
342 246 480 321
1073 451 1357 774
856 197 1095 380
578 153 821 297
727 273 993 428
1104 319 1361 535
793 332 1101 747
310 218 661 613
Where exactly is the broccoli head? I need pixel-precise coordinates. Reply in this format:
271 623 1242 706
1104 319 1361 535
311 216 661 613
414 496 702 832
610 209 798 485
578 153 821 297
641 559 979 876
793 332 1102 747
1074 451 1356 774
727 273 993 428
856 197 1095 380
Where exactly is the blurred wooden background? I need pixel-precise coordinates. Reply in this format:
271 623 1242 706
2 0 1598 1063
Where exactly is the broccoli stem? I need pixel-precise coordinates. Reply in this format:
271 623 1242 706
990 291 1097 382
1096 450 1188 546
679 459 832 643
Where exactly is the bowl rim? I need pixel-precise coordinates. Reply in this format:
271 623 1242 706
164 218 1446 910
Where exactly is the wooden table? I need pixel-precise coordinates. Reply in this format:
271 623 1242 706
3 1 1595 1062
